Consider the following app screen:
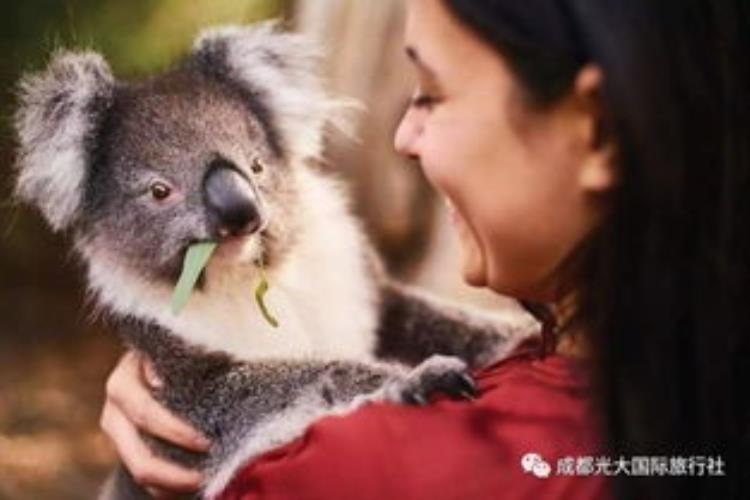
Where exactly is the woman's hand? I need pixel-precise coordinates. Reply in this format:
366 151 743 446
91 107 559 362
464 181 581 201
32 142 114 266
100 350 211 498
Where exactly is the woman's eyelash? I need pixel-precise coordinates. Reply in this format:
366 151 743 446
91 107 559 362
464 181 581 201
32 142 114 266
412 93 438 108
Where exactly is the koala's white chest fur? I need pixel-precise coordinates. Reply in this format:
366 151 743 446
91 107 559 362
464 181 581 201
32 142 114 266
83 171 380 362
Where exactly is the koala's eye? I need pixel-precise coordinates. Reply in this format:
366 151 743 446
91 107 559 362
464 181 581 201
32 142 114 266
251 158 264 174
149 181 172 201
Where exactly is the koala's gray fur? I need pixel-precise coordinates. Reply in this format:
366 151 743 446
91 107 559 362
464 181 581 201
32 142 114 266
14 22 535 499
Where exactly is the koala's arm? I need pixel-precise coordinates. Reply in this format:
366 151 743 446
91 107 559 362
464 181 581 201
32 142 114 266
116 319 473 462
374 282 537 369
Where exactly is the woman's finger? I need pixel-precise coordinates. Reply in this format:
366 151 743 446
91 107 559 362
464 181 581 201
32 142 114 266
105 351 211 452
100 399 204 492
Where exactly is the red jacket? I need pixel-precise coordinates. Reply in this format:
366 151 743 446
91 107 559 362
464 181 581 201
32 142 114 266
218 337 610 500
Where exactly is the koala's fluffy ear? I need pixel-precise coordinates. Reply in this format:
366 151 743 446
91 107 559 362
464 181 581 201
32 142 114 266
14 51 114 231
192 22 355 162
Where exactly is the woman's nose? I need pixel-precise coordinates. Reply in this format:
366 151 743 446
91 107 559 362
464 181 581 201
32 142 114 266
393 106 423 159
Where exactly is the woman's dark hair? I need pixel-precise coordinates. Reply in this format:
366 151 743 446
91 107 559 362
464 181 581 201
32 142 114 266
441 1 750 499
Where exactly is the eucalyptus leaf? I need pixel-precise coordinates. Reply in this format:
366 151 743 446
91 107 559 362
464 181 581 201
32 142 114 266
255 264 279 328
170 241 217 314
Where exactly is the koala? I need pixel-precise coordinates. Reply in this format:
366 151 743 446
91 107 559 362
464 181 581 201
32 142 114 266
13 22 534 499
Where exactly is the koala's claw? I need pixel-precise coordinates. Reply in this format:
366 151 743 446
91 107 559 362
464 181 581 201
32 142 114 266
403 391 428 406
402 371 477 406
455 372 479 399
397 355 478 406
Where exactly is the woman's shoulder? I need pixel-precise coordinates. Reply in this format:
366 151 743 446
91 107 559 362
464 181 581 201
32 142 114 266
218 338 609 500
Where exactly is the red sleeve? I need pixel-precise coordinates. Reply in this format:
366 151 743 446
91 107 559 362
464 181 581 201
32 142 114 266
218 344 611 500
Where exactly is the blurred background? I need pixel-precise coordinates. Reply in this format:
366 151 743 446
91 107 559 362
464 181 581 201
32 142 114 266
0 1 524 498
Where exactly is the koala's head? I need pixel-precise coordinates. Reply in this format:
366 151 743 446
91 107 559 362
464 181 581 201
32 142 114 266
14 23 345 283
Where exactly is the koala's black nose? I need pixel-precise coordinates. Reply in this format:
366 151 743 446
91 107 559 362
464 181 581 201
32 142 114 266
203 159 262 238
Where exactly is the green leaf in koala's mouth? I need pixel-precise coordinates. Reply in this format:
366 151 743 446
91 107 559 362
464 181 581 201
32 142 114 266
255 261 279 328
170 241 218 315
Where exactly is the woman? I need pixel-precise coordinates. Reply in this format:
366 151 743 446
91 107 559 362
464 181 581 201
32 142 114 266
99 0 749 499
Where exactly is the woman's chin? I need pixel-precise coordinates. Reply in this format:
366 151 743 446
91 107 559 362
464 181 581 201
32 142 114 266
459 252 488 288
462 271 487 288
454 214 490 287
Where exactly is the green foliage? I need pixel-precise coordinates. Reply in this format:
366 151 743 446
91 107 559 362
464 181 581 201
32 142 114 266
170 241 218 314
255 263 279 328
0 0 288 74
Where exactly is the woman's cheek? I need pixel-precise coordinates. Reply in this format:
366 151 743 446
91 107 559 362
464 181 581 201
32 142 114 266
419 130 466 197
419 129 491 284
456 179 535 297
415 135 447 189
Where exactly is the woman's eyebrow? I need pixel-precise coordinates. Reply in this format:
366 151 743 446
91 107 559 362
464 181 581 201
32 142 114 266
404 46 437 79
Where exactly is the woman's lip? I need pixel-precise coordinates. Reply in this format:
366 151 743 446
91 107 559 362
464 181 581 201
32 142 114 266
444 198 460 223
450 211 460 225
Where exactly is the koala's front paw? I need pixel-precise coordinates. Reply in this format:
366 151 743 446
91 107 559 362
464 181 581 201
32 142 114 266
392 355 478 406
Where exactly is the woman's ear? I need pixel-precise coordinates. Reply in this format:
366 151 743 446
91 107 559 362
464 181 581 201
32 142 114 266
574 65 618 193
